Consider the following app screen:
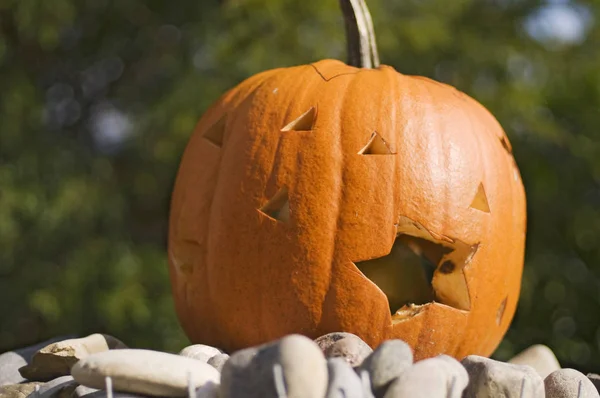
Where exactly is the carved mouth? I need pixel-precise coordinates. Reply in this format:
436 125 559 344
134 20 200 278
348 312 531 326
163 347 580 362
354 216 479 323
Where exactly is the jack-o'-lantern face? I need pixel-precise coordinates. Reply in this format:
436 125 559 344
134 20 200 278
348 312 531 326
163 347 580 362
168 59 526 360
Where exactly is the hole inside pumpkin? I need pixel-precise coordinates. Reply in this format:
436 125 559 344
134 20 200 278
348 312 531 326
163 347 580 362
281 107 316 131
259 187 290 222
202 115 226 147
354 217 477 322
358 132 395 155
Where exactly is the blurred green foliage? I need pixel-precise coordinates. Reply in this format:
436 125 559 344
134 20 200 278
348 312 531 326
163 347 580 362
1 0 600 371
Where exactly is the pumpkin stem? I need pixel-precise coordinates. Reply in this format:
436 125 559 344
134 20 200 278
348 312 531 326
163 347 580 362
339 0 380 68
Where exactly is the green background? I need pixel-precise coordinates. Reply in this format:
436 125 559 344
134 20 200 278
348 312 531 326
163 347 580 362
1 0 599 372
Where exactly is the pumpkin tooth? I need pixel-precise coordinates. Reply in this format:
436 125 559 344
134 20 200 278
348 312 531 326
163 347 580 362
391 303 428 324
280 107 316 131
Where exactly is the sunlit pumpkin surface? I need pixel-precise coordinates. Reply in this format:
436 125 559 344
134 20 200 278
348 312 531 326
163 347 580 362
168 59 527 360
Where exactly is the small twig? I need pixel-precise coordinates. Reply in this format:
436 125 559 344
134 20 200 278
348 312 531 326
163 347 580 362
519 377 526 398
105 376 113 398
447 375 456 398
188 371 195 398
273 363 287 398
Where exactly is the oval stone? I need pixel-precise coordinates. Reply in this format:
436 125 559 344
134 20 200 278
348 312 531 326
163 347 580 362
72 349 220 397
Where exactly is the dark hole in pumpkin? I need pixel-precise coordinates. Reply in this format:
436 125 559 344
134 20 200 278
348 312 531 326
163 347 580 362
355 235 453 314
259 187 290 222
281 107 316 131
202 115 226 147
358 132 395 155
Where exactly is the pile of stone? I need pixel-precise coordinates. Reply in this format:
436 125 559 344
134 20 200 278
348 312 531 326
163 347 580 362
1 332 599 397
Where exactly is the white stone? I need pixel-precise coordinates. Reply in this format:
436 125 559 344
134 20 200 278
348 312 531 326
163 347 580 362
545 368 599 398
221 334 327 398
72 349 220 397
179 345 222 363
462 355 544 398
325 358 364 398
508 344 560 379
315 332 372 367
358 339 413 396
384 355 468 398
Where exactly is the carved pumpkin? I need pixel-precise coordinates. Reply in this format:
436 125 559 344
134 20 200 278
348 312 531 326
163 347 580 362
168 0 526 360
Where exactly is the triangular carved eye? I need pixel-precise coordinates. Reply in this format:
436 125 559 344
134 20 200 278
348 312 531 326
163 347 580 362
358 132 395 155
281 107 316 131
202 116 226 147
470 183 490 213
259 187 290 222
500 136 512 154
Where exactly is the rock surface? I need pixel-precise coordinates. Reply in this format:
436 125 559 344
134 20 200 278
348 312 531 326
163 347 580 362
384 355 468 398
358 339 413 397
71 349 220 397
508 344 560 379
0 336 73 386
325 358 364 398
462 355 544 398
0 382 43 398
221 334 327 398
544 369 599 398
179 345 222 363
195 382 219 398
207 354 229 372
37 375 78 398
19 334 127 381
315 332 372 367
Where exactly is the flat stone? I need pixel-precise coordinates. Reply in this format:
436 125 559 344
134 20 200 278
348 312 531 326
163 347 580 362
37 375 78 398
358 339 413 397
207 354 229 372
179 345 222 363
325 358 364 398
315 332 372 367
545 369 599 398
508 344 560 379
384 355 468 398
462 355 544 398
20 334 127 381
0 336 73 386
588 374 600 393
221 334 327 398
72 349 220 397
81 392 151 398
0 382 43 398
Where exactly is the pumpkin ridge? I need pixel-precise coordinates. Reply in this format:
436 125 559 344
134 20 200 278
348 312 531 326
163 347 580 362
318 68 360 331
201 79 272 338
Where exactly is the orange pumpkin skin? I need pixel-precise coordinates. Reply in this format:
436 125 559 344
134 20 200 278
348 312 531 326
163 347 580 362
168 59 526 360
